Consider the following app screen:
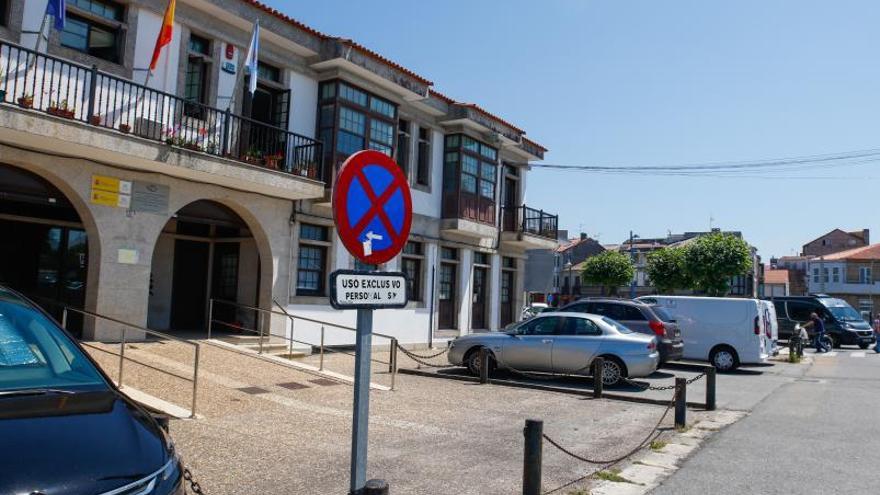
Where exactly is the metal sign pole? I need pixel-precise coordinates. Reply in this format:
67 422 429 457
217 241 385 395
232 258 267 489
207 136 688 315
349 307 373 494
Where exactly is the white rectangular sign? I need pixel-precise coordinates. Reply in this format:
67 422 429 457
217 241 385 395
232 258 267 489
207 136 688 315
330 270 408 309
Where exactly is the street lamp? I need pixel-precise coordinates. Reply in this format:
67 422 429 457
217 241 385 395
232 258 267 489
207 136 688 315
629 231 640 299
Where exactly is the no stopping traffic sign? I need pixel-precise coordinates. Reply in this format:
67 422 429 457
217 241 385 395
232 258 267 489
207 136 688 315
332 150 413 265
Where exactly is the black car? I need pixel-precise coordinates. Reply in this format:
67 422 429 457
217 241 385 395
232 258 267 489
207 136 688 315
0 286 183 495
771 295 876 349
558 298 684 363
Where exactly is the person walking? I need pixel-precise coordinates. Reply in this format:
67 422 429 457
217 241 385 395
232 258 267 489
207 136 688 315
873 315 880 354
803 312 828 353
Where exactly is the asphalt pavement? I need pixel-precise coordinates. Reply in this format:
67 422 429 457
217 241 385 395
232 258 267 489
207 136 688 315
651 346 880 495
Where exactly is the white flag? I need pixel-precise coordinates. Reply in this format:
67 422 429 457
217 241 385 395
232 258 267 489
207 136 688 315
244 20 260 94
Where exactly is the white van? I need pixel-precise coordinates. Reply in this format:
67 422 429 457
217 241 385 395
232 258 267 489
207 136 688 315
637 296 769 371
759 300 779 356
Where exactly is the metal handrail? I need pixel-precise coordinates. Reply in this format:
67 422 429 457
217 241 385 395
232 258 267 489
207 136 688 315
207 298 398 390
63 307 200 418
501 204 559 240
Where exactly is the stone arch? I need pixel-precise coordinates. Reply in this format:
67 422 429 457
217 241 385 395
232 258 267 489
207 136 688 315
146 196 276 333
0 161 103 322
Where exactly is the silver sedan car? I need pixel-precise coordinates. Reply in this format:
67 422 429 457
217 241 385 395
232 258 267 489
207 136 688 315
448 313 659 386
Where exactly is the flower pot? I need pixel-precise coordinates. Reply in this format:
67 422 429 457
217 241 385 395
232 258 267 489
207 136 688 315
18 97 33 109
0 90 7 102
89 115 102 125
119 124 131 134
264 158 282 170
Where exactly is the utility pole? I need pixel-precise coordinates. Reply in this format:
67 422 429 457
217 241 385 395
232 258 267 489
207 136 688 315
629 230 637 299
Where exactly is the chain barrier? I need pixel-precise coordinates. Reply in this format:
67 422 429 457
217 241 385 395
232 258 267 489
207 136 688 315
542 389 677 466
396 345 452 368
622 370 707 391
506 362 595 382
183 467 205 494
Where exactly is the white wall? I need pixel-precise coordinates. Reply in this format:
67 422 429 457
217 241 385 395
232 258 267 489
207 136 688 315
410 127 444 217
23 0 49 50
216 44 240 110
289 71 318 138
133 7 180 91
147 234 174 330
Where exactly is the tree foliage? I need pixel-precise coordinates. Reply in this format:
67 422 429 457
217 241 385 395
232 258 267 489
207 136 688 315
683 232 753 296
581 250 635 296
646 247 690 294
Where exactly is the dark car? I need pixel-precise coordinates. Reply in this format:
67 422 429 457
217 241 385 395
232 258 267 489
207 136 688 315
0 286 183 495
771 295 876 349
558 298 684 363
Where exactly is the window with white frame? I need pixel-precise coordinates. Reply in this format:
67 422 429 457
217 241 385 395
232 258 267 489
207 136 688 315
860 267 873 284
401 241 424 301
296 224 330 296
832 267 840 283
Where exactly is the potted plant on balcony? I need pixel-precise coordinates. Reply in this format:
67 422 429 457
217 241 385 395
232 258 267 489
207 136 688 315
183 140 202 152
89 114 102 125
205 140 218 154
47 99 75 119
17 94 33 109
118 123 131 134
242 147 262 165
264 151 284 170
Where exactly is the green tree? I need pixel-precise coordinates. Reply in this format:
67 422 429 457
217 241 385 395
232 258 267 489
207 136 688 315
581 250 635 296
646 247 691 294
683 232 753 296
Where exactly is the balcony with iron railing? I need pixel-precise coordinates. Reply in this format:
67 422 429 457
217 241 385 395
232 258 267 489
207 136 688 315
501 205 559 249
0 40 324 189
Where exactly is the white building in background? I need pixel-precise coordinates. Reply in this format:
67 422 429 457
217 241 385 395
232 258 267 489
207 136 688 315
0 0 557 346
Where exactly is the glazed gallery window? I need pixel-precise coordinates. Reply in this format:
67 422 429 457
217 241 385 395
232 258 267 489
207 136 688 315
318 80 398 171
61 0 125 63
184 34 212 117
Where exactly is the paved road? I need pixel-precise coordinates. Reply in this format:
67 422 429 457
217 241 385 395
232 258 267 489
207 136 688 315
652 347 880 495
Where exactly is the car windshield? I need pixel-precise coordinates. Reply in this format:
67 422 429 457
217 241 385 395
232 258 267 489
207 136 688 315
0 290 107 393
650 306 675 322
601 316 633 334
822 300 864 322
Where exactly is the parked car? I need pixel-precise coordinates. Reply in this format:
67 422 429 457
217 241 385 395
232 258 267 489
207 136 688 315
558 298 684 363
0 286 184 495
447 313 659 386
638 296 770 371
770 295 876 349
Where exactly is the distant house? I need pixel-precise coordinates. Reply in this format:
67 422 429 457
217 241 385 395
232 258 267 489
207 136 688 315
772 256 812 295
807 243 880 317
763 269 791 297
802 229 870 257
525 232 604 305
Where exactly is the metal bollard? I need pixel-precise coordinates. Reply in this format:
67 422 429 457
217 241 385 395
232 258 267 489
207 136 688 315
675 377 687 429
705 366 716 411
593 357 604 398
523 419 543 495
319 326 325 371
388 339 396 373
479 347 490 384
362 479 389 495
118 327 127 387
390 339 398 391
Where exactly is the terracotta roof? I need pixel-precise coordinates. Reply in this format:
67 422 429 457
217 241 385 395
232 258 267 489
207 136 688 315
764 270 789 285
522 136 548 152
821 243 880 261
241 0 329 38
334 38 433 86
241 1 431 85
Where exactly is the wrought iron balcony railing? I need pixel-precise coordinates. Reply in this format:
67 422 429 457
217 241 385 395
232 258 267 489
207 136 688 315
0 40 323 180
502 205 559 240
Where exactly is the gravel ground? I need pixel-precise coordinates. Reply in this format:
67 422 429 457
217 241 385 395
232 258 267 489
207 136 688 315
84 339 709 495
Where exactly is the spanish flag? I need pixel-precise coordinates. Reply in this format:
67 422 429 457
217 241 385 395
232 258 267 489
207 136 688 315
149 0 176 73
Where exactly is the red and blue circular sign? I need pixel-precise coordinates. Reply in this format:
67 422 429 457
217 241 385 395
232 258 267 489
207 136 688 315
333 150 413 265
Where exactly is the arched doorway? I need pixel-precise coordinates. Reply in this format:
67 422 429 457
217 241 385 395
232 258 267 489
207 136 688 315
0 163 90 335
147 200 261 333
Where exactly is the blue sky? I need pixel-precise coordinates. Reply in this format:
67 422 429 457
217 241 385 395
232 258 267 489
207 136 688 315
267 0 880 259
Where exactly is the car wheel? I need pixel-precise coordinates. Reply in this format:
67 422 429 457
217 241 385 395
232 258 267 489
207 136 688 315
710 346 739 372
829 335 841 349
599 357 626 387
465 347 492 376
859 342 870 350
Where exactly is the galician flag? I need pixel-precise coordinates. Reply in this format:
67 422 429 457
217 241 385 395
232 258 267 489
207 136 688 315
45 0 66 30
244 20 260 94
149 0 177 73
